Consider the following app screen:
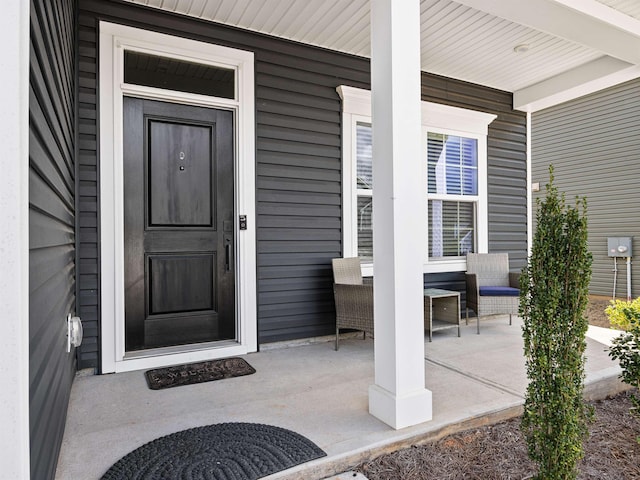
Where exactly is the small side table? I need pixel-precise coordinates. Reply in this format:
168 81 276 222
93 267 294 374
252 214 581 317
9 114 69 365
423 288 461 342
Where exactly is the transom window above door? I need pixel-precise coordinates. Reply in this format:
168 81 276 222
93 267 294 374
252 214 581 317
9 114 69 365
124 50 236 99
337 85 496 275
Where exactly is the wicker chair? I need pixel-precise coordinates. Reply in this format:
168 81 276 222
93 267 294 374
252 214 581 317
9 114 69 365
465 253 520 334
331 257 374 350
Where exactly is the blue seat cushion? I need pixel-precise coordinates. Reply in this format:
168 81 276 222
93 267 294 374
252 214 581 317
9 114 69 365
479 286 520 297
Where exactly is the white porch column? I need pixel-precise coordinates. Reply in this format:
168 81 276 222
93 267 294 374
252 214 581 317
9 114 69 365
368 0 433 429
0 0 30 477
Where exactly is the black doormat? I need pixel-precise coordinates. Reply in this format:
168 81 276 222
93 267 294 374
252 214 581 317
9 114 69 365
101 423 327 480
145 357 255 390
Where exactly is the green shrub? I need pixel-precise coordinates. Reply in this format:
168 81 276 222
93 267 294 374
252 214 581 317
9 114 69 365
520 167 593 480
605 299 640 422
606 298 640 332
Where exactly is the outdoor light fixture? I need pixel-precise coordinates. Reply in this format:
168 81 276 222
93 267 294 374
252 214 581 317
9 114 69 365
67 314 83 352
513 44 530 53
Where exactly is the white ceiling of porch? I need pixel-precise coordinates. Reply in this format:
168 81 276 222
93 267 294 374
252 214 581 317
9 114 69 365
126 0 640 111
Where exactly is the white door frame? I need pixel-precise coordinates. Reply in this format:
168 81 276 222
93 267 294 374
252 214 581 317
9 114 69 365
99 22 257 373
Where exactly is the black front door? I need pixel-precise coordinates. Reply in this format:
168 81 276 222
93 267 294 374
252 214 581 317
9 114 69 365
123 98 235 352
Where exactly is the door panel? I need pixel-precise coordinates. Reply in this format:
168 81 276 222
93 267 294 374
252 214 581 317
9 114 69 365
148 254 215 314
148 121 213 227
123 98 235 352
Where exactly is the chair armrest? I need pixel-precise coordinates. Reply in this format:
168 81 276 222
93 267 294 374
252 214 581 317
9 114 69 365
509 272 520 289
333 284 374 318
465 273 479 304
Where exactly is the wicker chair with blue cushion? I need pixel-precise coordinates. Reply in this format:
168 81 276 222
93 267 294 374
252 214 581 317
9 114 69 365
332 257 374 350
465 253 520 334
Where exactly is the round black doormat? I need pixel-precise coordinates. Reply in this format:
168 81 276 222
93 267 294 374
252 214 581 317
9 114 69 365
101 422 327 480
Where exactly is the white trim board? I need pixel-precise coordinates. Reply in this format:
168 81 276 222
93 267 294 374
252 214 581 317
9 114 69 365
99 22 257 373
0 0 30 475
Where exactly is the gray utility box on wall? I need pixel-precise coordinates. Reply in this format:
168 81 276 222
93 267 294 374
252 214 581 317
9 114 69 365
607 237 633 257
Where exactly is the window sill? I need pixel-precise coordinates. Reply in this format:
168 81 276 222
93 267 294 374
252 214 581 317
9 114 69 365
424 259 467 273
360 259 467 277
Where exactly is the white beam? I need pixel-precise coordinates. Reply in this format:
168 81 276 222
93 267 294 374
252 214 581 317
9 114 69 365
455 0 640 65
369 0 432 429
514 56 640 112
551 0 640 37
0 0 30 478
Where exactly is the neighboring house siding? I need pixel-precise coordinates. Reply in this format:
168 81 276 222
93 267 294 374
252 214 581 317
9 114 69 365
77 0 527 359
532 79 640 299
29 0 77 478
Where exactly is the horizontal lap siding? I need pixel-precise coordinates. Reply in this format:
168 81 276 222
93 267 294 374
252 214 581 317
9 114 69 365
532 79 640 298
254 54 366 340
255 56 356 343
77 12 99 369
29 0 76 478
78 0 527 350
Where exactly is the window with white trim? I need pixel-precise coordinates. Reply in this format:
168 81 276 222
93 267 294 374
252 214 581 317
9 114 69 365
426 132 478 259
338 86 496 274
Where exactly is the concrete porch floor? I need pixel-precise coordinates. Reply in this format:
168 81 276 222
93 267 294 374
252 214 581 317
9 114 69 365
55 316 627 480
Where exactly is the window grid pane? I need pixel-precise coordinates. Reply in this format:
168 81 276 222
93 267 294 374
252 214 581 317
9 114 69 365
357 196 373 263
356 122 373 190
428 200 476 259
356 122 373 263
427 133 478 196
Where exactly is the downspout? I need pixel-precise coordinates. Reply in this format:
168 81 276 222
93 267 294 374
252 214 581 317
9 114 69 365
627 256 632 301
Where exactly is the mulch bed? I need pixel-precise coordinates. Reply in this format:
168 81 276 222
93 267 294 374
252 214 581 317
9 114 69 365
358 390 640 480
357 298 639 480
585 295 620 329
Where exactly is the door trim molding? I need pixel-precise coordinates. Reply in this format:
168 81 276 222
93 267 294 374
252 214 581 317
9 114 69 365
99 22 257 373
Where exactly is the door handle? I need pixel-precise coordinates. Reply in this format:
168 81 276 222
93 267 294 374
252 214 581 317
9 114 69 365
225 239 231 272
